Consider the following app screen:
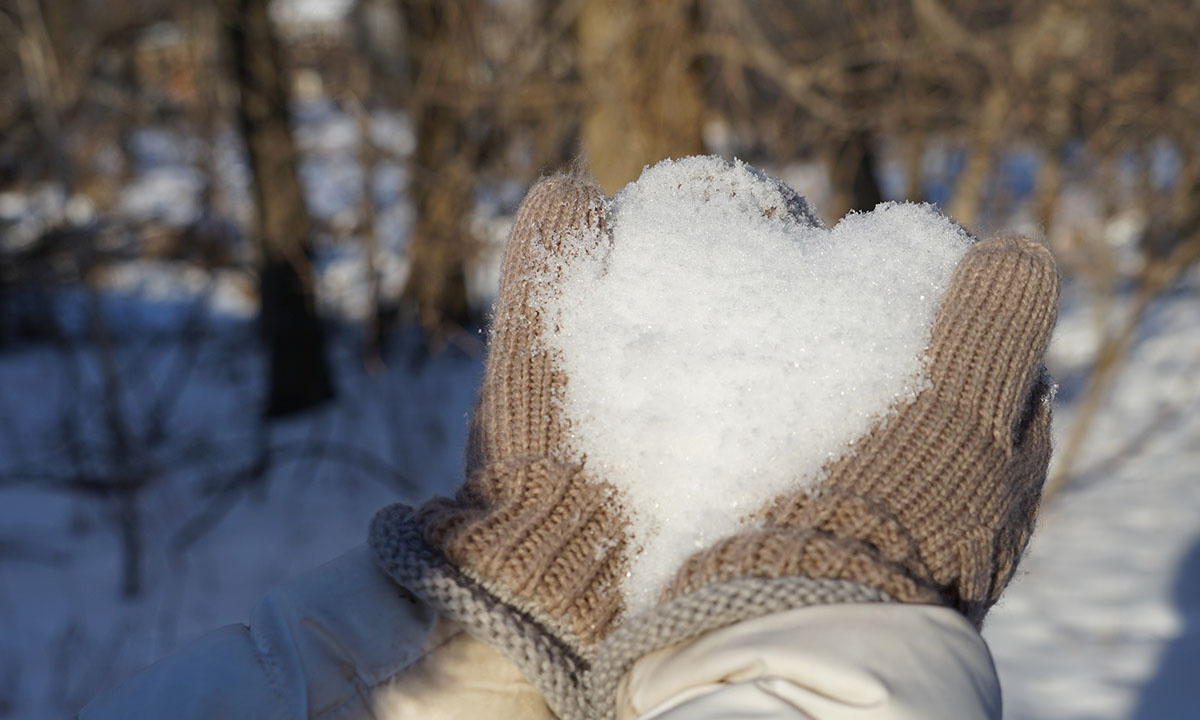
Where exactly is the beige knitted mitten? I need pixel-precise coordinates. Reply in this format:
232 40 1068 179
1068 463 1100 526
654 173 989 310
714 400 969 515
370 176 626 720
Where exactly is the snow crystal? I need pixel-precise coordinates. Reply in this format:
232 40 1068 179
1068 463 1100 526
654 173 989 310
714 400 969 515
534 156 974 613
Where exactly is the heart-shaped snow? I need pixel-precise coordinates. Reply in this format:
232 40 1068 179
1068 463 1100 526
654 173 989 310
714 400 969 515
535 156 973 613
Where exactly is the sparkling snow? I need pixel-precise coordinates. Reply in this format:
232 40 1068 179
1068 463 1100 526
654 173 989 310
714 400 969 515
536 156 973 612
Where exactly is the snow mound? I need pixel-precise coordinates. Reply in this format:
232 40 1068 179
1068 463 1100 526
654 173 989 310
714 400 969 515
535 156 973 613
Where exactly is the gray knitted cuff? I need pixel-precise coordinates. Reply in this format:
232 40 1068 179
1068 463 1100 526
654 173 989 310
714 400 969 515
371 502 892 720
589 576 892 720
369 503 594 720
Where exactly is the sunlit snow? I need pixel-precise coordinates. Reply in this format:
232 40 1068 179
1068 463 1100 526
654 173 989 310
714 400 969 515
536 156 973 612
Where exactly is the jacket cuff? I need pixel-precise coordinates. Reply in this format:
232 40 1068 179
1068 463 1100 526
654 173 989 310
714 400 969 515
618 603 1001 720
590 575 890 720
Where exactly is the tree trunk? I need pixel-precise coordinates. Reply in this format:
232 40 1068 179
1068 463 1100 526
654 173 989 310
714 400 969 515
347 56 385 369
948 84 1010 230
577 0 706 194
397 0 475 335
829 130 884 220
222 0 333 417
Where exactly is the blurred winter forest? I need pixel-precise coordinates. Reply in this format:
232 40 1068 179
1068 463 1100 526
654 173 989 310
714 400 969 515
0 1 1198 718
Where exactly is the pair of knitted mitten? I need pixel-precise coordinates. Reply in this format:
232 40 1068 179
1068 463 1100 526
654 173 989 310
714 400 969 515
370 160 1059 720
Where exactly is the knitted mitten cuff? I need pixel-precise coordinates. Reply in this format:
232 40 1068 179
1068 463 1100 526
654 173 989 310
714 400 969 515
370 503 593 720
665 521 945 609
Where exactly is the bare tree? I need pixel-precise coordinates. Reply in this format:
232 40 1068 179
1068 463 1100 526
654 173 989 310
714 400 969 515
395 0 482 336
1040 0 1200 497
220 0 334 416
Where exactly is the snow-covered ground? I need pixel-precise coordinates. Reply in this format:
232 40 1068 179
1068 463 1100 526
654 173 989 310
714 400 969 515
986 279 1200 720
0 325 484 718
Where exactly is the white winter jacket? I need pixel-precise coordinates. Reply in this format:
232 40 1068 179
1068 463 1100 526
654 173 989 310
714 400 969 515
81 546 1001 720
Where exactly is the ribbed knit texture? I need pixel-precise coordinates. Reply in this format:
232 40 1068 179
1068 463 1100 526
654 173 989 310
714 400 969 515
665 236 1061 627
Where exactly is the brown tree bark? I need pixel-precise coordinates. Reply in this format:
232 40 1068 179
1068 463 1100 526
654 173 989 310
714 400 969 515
948 84 1010 230
397 0 476 335
829 130 884 220
222 0 333 417
577 0 706 194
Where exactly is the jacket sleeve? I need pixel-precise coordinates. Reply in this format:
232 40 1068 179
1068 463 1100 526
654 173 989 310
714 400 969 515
617 603 1002 720
79 545 554 720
